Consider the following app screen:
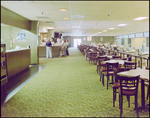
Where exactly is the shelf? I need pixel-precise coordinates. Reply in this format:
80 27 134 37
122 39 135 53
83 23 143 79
1 43 8 86
1 76 8 86
1 57 5 62
1 69 6 77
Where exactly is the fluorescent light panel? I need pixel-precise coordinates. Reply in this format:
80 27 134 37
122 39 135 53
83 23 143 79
46 27 54 29
133 17 149 20
103 30 107 32
118 24 127 26
108 28 115 30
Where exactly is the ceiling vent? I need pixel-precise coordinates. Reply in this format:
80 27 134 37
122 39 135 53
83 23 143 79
72 15 84 18
45 21 54 24
36 16 50 20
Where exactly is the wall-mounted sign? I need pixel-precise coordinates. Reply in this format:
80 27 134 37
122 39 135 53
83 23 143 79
87 37 92 41
17 33 26 41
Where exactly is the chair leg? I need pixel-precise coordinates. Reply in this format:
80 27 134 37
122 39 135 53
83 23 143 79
100 71 102 81
147 86 149 100
112 75 114 84
119 94 121 109
135 95 139 117
102 74 104 86
107 75 109 90
120 95 123 117
127 96 130 107
113 88 116 107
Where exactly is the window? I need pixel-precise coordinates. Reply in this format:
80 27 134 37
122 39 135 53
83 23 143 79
146 37 149 47
128 38 131 47
121 38 124 45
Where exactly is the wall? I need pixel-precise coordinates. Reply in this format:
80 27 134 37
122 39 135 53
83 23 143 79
1 6 31 31
115 37 148 48
1 6 38 64
131 37 146 47
63 36 115 47
1 26 37 64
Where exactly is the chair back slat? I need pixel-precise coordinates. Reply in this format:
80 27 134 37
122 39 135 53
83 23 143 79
124 61 136 69
117 75 140 95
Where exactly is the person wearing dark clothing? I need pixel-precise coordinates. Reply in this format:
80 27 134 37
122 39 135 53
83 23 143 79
46 38 52 58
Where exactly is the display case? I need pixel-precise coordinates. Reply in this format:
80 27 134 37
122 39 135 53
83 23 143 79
40 33 48 46
1 43 8 86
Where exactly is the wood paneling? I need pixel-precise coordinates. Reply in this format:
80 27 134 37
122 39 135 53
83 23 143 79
6 49 30 78
38 46 60 58
38 46 46 57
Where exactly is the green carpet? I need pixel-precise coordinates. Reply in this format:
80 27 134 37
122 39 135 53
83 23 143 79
1 47 149 117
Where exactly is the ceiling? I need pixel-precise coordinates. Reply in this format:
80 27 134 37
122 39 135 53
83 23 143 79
1 1 149 36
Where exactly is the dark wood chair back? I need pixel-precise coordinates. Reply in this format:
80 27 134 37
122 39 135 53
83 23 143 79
117 75 140 95
124 61 136 69
106 62 119 72
112 55 121 59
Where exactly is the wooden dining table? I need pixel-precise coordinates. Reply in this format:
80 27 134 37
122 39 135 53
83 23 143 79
103 59 125 65
117 68 149 110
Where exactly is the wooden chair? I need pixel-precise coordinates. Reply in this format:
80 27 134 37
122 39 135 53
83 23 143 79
112 55 121 60
96 54 105 74
98 56 108 81
87 52 92 64
90 52 98 65
102 62 119 89
113 68 130 107
145 67 149 100
117 74 140 117
124 61 136 70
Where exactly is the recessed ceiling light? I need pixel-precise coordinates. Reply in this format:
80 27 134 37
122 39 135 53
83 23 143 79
46 27 54 29
60 9 67 11
118 24 127 26
102 30 107 32
108 28 115 30
133 17 149 20
64 17 68 19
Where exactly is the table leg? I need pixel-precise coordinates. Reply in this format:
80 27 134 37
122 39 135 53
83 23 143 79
141 79 145 107
141 57 142 69
136 79 149 111
135 57 137 69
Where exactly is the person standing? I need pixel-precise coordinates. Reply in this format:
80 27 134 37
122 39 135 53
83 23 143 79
63 40 67 56
51 38 55 46
59 38 65 57
141 41 145 52
66 40 69 56
46 37 52 58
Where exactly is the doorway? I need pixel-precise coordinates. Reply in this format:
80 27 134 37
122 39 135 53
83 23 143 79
74 39 81 47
